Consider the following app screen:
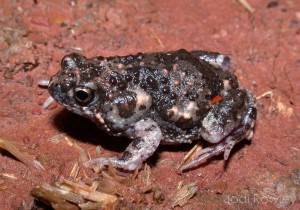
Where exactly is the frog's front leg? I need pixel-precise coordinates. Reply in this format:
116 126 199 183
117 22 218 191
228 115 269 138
86 118 162 171
38 80 56 109
178 88 256 172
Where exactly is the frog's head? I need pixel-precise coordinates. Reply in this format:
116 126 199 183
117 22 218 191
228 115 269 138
48 53 106 120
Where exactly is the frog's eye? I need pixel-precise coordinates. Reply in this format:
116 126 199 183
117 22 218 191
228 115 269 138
74 87 94 105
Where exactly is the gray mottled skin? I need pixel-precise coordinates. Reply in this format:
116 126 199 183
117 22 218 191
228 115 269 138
47 49 256 172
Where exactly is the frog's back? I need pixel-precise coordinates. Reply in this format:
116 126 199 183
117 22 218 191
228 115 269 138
93 50 229 141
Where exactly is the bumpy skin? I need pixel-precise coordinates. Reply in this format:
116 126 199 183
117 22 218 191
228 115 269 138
48 49 256 171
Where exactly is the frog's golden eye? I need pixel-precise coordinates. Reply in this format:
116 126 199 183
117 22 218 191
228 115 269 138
74 87 94 105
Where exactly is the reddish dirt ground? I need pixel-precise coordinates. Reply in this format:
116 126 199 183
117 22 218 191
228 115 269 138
0 0 300 209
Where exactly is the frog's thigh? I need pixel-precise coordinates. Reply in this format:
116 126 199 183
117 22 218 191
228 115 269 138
190 50 231 71
104 118 162 170
200 89 253 143
178 89 256 172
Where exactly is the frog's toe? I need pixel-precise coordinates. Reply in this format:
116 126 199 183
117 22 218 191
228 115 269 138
190 50 232 71
41 96 55 109
84 157 109 169
84 157 141 171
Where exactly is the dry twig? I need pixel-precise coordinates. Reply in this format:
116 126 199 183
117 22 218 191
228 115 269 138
177 142 203 171
0 137 33 166
237 0 255 13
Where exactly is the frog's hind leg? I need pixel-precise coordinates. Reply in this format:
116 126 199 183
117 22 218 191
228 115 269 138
178 89 256 172
190 50 232 71
85 118 162 171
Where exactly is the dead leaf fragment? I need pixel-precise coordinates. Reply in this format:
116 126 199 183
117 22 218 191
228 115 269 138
277 101 293 118
168 182 198 208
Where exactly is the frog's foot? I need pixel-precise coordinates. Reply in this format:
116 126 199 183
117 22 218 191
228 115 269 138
84 157 138 171
85 118 162 171
178 142 226 172
190 50 232 71
178 89 256 172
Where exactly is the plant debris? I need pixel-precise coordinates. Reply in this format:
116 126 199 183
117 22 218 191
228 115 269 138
31 157 198 209
237 0 255 13
168 182 198 208
177 142 203 172
31 134 200 208
31 179 117 209
0 137 32 166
